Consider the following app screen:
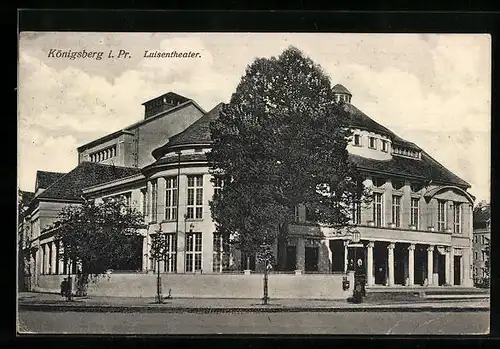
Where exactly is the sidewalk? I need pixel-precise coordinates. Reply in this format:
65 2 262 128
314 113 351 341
18 292 490 313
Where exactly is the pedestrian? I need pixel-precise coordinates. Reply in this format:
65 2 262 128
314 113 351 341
60 278 67 297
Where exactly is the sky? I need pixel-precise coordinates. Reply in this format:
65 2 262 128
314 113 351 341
18 33 491 203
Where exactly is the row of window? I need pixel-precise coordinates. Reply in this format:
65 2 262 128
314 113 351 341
335 94 351 103
151 232 230 273
148 175 223 222
358 193 463 233
90 145 117 163
353 134 390 152
474 250 489 262
352 134 421 159
474 234 490 245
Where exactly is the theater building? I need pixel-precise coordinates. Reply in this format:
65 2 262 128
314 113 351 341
20 85 475 297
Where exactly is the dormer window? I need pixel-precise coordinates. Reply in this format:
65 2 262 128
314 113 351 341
373 177 386 188
392 179 404 190
353 134 361 146
368 137 377 149
381 140 388 152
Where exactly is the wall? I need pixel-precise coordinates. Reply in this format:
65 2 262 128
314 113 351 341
136 104 205 168
39 201 81 232
35 272 355 299
347 129 392 161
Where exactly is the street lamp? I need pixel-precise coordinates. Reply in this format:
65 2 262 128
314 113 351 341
349 230 362 272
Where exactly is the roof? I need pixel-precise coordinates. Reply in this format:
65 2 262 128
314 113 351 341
148 99 469 188
141 91 190 106
143 153 208 173
342 103 420 150
37 162 142 201
77 96 206 152
473 203 491 229
348 152 470 188
332 84 352 96
36 170 66 190
151 103 224 159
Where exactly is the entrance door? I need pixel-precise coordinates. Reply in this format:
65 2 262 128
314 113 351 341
394 247 405 285
438 254 445 286
305 247 319 272
454 256 462 285
285 246 297 271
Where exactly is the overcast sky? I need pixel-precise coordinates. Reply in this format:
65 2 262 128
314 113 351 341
18 33 491 203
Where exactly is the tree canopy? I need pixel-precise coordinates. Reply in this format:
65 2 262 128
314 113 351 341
207 46 368 265
54 197 145 277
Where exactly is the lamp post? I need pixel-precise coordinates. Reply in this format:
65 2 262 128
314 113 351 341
350 231 361 271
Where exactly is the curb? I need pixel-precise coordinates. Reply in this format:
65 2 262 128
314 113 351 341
18 303 490 314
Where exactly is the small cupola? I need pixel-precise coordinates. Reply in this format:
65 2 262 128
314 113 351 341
142 92 190 119
332 84 352 103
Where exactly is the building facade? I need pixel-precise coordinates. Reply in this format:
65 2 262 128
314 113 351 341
473 201 490 286
19 86 476 297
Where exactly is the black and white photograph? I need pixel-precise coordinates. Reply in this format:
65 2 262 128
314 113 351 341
17 32 491 335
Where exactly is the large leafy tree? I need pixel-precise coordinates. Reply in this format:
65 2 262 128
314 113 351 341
54 197 144 296
208 46 368 270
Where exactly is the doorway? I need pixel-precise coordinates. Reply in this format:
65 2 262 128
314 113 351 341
305 246 319 272
330 240 344 272
438 254 445 286
374 243 387 285
285 246 297 271
394 245 405 285
454 256 462 285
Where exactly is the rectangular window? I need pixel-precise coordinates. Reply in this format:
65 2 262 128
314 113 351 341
151 180 158 222
437 200 447 232
410 198 419 229
373 193 383 227
213 176 223 198
392 195 401 227
353 134 361 146
213 233 230 272
187 175 203 219
352 202 361 224
381 140 388 152
369 137 377 149
474 251 478 260
453 202 462 234
163 233 177 272
186 232 202 272
165 177 178 221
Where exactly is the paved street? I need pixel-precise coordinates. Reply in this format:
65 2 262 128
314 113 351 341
18 310 489 335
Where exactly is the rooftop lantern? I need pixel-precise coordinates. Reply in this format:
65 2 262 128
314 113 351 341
332 84 352 103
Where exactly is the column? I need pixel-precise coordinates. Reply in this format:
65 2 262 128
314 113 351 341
408 244 415 286
366 241 374 286
344 240 349 273
142 234 149 272
427 246 434 286
449 247 455 285
50 241 57 275
44 244 50 275
58 242 64 275
296 237 305 272
445 247 451 285
387 243 395 286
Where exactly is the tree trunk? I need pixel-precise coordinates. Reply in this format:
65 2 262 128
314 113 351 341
276 223 288 271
